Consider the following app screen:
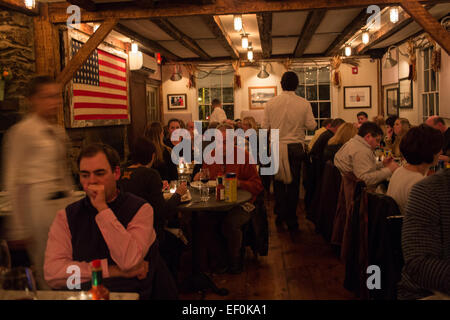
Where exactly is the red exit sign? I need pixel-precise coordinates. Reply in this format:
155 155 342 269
352 67 358 74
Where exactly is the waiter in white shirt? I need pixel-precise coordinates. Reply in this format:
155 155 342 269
2 76 74 289
209 99 227 123
262 71 316 239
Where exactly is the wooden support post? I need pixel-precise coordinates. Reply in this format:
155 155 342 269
400 0 450 55
56 17 119 86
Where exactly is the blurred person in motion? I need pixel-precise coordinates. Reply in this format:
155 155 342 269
2 76 74 289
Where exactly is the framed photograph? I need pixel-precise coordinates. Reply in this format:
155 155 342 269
344 86 372 109
167 94 187 110
398 78 413 108
386 88 399 116
248 86 277 109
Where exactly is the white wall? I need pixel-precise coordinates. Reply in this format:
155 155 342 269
440 49 450 119
161 64 198 124
335 58 380 123
161 58 380 124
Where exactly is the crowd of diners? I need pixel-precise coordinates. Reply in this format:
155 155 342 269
1 74 449 300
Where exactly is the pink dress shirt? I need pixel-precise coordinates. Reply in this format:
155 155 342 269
44 203 156 289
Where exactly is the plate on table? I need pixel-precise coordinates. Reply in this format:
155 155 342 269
190 180 217 189
163 190 192 203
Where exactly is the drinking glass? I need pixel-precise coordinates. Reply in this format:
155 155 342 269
200 184 210 202
0 267 37 300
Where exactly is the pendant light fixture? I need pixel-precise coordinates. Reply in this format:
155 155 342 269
383 46 398 69
129 41 143 70
344 44 352 57
241 34 249 49
170 64 182 81
247 42 253 61
257 64 269 79
233 15 243 32
362 30 370 45
390 7 399 23
24 0 35 9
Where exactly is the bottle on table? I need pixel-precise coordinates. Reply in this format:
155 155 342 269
216 176 225 201
89 259 110 300
224 173 237 202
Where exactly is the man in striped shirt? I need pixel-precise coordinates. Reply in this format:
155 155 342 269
397 168 450 299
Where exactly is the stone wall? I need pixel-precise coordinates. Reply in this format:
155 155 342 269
0 9 35 186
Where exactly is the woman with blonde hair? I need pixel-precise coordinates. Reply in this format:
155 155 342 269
242 116 258 131
392 118 411 158
323 122 358 163
144 122 178 181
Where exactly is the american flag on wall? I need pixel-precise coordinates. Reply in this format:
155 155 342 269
70 39 129 125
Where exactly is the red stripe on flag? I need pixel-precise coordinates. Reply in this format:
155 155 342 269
100 82 127 91
73 90 127 100
98 60 127 73
74 114 129 120
74 102 128 109
99 70 126 82
98 50 126 63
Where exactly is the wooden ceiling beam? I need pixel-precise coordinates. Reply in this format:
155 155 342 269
150 18 211 60
202 16 239 59
400 0 450 55
257 12 272 59
114 22 180 61
48 0 446 23
56 17 119 86
66 0 97 11
325 9 370 56
0 0 39 15
294 9 327 58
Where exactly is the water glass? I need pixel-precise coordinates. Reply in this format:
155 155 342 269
200 184 210 202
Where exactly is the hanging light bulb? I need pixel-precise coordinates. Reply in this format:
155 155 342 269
241 34 249 49
390 7 399 23
247 42 253 61
234 15 243 31
129 41 143 70
362 30 370 45
345 44 352 57
24 0 35 9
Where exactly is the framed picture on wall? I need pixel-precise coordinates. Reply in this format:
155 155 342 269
344 86 372 109
248 86 277 109
167 94 187 110
398 78 413 108
386 88 399 117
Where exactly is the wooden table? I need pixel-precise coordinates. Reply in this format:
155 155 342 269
0 290 139 300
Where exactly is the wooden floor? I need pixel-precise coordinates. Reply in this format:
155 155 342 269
178 193 355 300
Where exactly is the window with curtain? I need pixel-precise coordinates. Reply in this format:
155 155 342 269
293 66 331 136
422 47 439 122
197 67 234 121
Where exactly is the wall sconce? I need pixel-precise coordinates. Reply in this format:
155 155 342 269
170 64 182 81
390 7 399 23
362 30 370 45
241 34 249 49
257 64 269 79
24 0 35 9
129 42 143 70
383 46 398 69
344 44 352 57
233 15 242 32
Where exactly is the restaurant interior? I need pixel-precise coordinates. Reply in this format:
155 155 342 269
0 0 450 301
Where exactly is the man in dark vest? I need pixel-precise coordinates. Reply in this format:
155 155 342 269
44 143 177 299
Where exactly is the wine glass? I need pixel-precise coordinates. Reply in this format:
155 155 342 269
0 267 37 300
199 168 210 185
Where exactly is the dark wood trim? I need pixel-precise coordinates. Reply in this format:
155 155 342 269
56 17 119 86
325 9 369 56
114 23 180 61
48 0 446 23
67 0 97 11
202 15 239 59
294 9 327 58
257 12 272 59
150 18 211 60
400 0 450 55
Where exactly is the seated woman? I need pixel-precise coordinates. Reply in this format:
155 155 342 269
145 122 178 182
323 122 357 164
119 137 187 280
387 124 443 214
391 118 411 158
383 115 398 148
